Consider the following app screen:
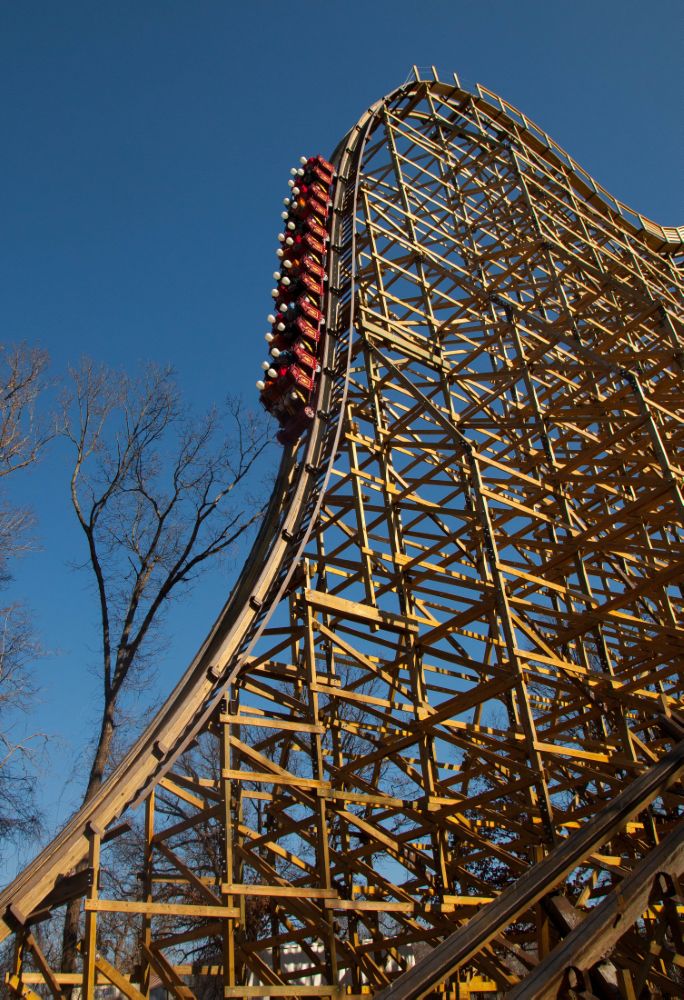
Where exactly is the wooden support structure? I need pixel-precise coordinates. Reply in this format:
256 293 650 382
373 741 684 999
1 72 682 998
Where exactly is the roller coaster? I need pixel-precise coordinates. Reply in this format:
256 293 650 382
2 68 683 999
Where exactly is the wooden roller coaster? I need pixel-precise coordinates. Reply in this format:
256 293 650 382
2 68 683 999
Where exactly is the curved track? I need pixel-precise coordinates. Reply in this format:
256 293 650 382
3 73 683 998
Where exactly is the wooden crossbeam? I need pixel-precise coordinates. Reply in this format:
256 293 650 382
506 821 684 999
373 741 684 1000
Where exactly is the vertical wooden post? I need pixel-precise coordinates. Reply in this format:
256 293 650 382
9 925 27 996
302 561 339 988
220 695 237 995
140 792 154 999
82 823 102 1000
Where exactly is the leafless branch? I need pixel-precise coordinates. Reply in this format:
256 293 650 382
0 344 50 479
0 344 51 864
61 359 272 802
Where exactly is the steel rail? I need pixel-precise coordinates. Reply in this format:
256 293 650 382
1 73 681 947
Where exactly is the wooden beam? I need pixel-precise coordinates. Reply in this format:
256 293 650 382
84 900 240 918
506 821 684 999
373 742 684 1000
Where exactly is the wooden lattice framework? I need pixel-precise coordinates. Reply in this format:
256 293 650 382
2 70 683 999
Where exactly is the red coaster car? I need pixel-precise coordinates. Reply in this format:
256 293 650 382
305 217 328 241
285 215 328 242
309 181 331 204
280 253 326 280
267 315 321 350
258 154 334 447
293 180 330 205
276 405 315 446
258 363 314 418
279 230 326 258
267 339 319 372
314 155 334 174
300 271 324 296
286 363 315 392
295 315 321 344
299 254 326 279
290 339 319 371
302 159 334 187
272 284 324 321
289 194 328 224
297 295 324 325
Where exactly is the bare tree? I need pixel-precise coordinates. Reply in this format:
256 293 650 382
0 343 50 868
0 605 45 853
59 359 271 974
0 343 50 584
0 345 50 478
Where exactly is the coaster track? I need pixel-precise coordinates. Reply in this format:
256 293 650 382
3 71 684 999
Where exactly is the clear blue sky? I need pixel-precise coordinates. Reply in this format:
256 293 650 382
1 0 682 878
